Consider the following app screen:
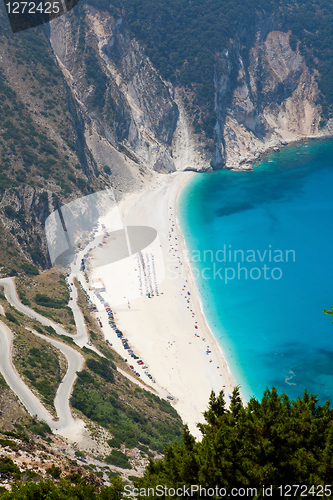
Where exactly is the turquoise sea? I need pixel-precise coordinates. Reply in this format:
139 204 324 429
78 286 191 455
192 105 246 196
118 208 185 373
179 139 333 403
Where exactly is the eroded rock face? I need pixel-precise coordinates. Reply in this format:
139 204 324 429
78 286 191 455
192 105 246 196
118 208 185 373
213 29 328 170
50 10 178 176
50 8 332 175
153 150 176 174
0 187 56 268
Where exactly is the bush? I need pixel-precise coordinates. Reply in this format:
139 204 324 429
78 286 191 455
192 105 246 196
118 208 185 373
20 262 39 275
0 439 17 449
0 457 20 479
44 325 57 335
68 173 76 183
107 437 122 449
105 450 132 469
86 358 115 383
34 293 66 309
46 464 61 479
77 370 96 385
28 420 51 437
77 178 86 190
5 312 19 324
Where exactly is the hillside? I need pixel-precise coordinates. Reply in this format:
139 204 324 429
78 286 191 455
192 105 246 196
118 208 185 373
1 0 333 272
1 0 333 495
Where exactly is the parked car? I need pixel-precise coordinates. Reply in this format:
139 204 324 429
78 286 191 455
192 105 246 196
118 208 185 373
137 361 144 365
129 365 134 369
87 341 92 346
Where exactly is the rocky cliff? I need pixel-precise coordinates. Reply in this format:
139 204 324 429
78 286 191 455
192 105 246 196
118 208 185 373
213 27 333 170
1 3 332 273
50 7 333 175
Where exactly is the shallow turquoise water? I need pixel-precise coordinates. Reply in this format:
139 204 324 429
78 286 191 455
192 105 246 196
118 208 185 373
179 139 333 403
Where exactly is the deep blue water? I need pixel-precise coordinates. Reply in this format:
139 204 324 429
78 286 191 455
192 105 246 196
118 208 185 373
179 139 333 403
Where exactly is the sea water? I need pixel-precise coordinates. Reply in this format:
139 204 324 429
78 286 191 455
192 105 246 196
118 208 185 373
179 139 333 403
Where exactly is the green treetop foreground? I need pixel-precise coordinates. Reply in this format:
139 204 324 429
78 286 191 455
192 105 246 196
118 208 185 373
137 388 333 498
1 388 333 499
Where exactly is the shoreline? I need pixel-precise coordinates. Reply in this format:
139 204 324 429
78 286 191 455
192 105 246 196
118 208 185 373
227 134 333 171
87 172 238 439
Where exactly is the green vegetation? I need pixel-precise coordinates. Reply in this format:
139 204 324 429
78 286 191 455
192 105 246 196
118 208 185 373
74 450 86 459
0 457 20 480
13 329 66 411
0 439 17 449
71 353 183 453
86 357 115 383
0 478 124 499
46 464 62 479
137 387 333 497
25 420 51 438
0 373 7 389
34 293 68 309
16 270 76 332
105 449 131 469
4 312 19 325
107 437 122 449
324 305 333 323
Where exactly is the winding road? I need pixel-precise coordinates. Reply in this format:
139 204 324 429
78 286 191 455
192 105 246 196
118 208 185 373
0 320 83 433
0 274 158 437
0 277 88 434
0 277 88 347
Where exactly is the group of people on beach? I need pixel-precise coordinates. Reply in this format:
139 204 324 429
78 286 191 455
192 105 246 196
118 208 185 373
167 206 230 388
167 207 216 363
136 251 159 298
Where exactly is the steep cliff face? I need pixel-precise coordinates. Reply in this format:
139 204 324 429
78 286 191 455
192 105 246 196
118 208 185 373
50 8 332 175
50 8 179 178
213 28 333 170
0 188 55 268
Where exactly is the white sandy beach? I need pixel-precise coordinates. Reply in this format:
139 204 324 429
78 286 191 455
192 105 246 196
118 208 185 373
85 172 238 439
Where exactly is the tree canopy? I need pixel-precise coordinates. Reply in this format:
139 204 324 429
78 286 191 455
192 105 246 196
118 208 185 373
136 387 333 498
